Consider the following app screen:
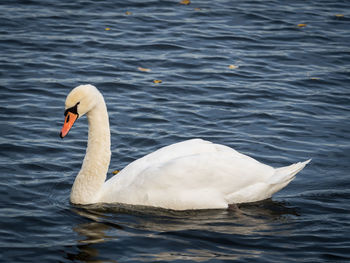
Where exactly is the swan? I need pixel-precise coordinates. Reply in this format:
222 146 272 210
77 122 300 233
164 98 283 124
60 84 310 210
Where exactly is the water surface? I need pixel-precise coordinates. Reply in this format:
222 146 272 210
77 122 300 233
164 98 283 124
1 0 350 262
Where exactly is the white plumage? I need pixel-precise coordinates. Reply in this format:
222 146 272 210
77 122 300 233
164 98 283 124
60 84 310 210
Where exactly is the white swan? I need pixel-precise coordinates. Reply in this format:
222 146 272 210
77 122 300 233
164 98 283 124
60 84 310 210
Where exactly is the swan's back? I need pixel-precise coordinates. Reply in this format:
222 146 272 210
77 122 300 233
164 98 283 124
100 139 290 209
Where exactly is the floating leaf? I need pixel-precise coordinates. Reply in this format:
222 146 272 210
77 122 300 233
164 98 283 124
335 14 344 18
138 67 151 72
125 11 132 15
228 64 238 69
194 8 201 11
112 170 120 175
153 80 162 84
310 77 320 80
105 27 111 31
180 0 191 5
297 23 307 27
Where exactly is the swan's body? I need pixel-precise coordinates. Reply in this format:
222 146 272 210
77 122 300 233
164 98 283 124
60 84 310 210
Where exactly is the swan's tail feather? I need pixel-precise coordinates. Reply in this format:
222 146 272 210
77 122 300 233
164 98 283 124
268 159 311 185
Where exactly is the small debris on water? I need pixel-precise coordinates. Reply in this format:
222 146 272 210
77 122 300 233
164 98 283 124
228 64 239 69
138 67 151 72
180 0 191 5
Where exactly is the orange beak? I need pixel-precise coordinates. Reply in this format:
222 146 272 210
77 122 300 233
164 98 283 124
60 112 78 138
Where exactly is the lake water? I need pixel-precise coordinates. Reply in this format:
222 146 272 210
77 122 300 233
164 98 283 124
1 0 350 262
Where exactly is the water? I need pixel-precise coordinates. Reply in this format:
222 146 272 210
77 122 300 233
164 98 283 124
1 0 350 262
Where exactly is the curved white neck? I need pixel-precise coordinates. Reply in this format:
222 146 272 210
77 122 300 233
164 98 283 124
70 96 111 204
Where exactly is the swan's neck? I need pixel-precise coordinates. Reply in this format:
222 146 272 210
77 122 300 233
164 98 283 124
70 97 111 204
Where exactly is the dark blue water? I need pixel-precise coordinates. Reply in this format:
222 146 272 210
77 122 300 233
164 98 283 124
1 0 350 262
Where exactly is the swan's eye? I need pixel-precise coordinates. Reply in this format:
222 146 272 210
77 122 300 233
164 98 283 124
64 102 80 117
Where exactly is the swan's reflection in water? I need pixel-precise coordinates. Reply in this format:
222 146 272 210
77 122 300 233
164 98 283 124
67 223 115 263
67 199 299 262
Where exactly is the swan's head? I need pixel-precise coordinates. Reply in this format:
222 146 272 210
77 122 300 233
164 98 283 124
60 84 101 138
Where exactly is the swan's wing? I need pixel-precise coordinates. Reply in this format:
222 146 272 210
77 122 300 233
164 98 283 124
137 147 274 195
